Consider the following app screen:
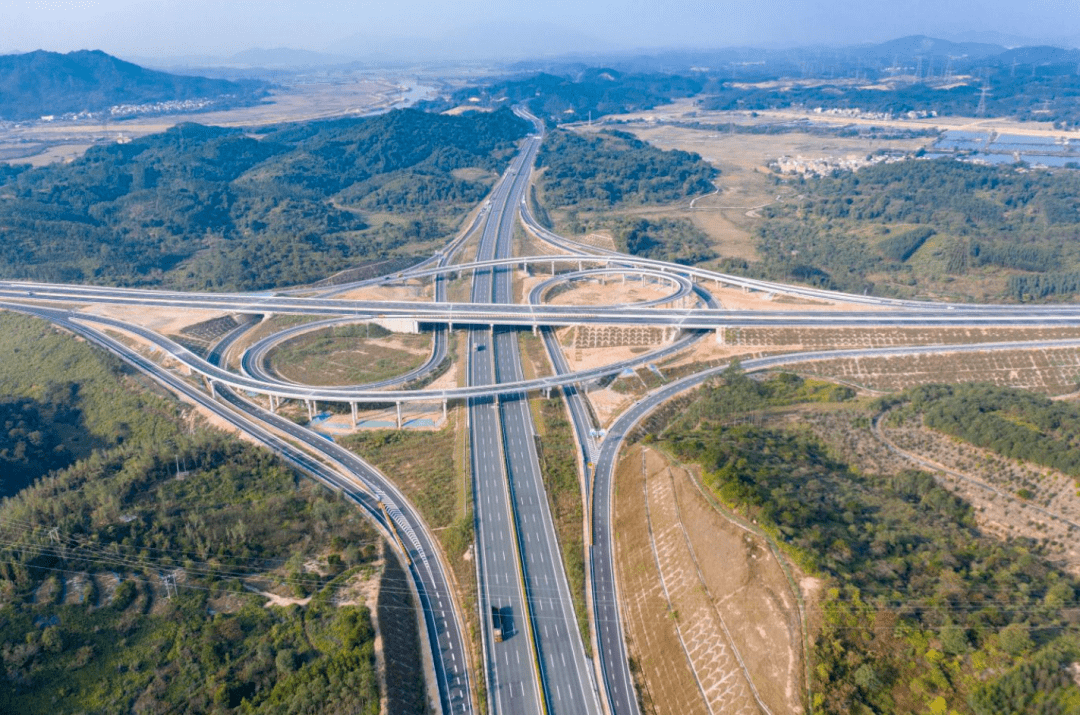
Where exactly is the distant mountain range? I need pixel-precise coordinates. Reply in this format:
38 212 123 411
112 31 1080 74
507 34 1080 82
0 50 267 121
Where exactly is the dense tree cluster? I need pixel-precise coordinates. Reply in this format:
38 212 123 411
1005 271 1080 300
665 367 855 434
751 158 1080 298
0 311 188 495
884 383 1080 480
0 107 529 290
879 227 935 262
612 217 716 264
536 129 716 208
0 432 381 713
0 395 77 498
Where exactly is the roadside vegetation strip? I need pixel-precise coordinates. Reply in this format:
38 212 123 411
378 540 430 715
339 406 483 712
533 394 591 651
665 463 776 715
678 459 815 715
721 325 1080 349
340 425 462 537
638 444 794 715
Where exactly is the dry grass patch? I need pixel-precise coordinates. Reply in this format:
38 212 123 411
722 326 1080 349
797 347 1080 395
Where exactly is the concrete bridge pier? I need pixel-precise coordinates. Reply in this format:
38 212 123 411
269 395 279 413
396 402 403 429
351 402 358 428
716 326 728 345
442 400 448 421
306 400 315 421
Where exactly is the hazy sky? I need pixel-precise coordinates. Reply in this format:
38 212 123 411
4 0 1080 58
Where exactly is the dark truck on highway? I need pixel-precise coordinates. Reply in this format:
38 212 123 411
492 606 503 642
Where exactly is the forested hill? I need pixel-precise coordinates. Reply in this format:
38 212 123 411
0 311 390 712
0 107 529 290
431 68 704 126
739 158 1080 301
0 50 266 120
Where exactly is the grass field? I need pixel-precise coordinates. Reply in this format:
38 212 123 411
532 395 590 650
225 315 321 369
268 326 432 386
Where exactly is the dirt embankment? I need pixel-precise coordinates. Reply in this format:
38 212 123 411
614 445 808 715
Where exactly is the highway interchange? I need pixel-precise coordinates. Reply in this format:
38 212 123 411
5 108 1080 714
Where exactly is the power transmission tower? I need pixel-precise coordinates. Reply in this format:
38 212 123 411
976 75 991 118
162 573 177 600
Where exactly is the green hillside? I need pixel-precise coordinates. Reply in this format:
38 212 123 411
0 107 528 290
0 50 265 121
0 309 392 713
